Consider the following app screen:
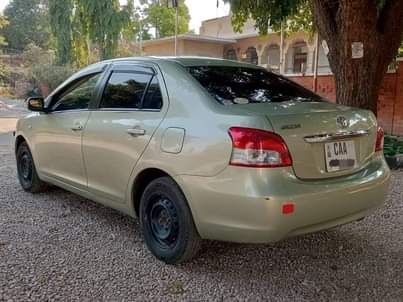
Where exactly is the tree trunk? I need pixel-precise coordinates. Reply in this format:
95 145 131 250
310 0 403 115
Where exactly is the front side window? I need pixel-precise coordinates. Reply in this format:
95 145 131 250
187 66 323 105
100 72 152 109
53 73 101 111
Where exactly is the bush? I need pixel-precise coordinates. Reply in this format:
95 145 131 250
22 43 55 66
384 135 403 157
30 64 75 95
0 63 11 85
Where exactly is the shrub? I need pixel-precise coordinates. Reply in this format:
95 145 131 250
0 63 11 85
30 64 75 95
22 43 55 66
384 135 403 157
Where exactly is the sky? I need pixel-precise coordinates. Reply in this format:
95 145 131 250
0 0 230 33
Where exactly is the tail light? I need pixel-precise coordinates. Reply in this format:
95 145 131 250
228 127 292 168
375 126 384 152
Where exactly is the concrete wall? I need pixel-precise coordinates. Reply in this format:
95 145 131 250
143 40 224 58
200 15 258 38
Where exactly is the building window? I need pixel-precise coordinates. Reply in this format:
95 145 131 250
224 48 237 61
292 41 308 73
267 44 280 72
242 47 258 65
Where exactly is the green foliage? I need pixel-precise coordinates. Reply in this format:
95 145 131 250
1 0 50 51
0 15 9 48
398 41 403 57
30 64 75 92
226 0 309 35
78 0 132 60
49 0 73 65
0 63 11 85
143 0 190 38
22 43 54 66
384 135 403 157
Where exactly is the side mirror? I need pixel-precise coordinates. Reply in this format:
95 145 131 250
27 97 46 112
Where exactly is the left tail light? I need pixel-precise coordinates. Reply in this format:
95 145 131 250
375 126 384 152
228 127 293 168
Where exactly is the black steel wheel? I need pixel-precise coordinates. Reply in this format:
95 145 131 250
16 141 48 193
140 176 201 264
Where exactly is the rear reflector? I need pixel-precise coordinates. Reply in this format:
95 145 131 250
375 126 384 152
282 203 295 215
228 127 292 168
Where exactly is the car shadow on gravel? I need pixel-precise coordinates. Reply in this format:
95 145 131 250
42 186 402 295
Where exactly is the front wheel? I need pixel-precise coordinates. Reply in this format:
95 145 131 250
16 141 48 193
139 176 202 264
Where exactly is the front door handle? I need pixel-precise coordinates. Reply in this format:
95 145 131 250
71 124 83 131
127 127 146 136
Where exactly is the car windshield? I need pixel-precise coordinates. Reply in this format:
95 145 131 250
187 65 324 105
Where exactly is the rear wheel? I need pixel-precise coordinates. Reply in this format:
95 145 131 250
16 142 48 193
139 176 201 264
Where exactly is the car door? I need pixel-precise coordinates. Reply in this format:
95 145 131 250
82 63 167 203
33 72 103 189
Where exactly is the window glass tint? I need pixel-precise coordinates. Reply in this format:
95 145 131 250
142 76 163 110
53 73 101 111
187 66 323 105
100 72 152 109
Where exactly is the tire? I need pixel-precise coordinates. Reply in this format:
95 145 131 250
16 141 48 193
139 176 202 264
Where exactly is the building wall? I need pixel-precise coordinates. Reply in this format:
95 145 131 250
200 15 258 38
182 40 225 57
289 60 403 136
223 32 331 75
143 40 224 58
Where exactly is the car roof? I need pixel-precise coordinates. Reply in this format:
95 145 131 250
94 56 262 69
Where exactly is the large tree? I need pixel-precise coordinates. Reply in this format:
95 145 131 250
0 16 9 48
142 0 190 38
49 0 134 64
227 0 403 113
49 0 73 65
1 0 50 51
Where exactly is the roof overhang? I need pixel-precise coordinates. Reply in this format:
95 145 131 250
142 34 237 46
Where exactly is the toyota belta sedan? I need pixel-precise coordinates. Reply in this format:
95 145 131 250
15 57 390 264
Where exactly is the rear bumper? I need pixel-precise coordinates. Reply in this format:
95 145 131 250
175 154 390 243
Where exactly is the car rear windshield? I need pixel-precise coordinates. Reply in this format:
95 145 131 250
187 66 323 105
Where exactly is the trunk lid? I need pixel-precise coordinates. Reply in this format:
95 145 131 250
231 101 378 179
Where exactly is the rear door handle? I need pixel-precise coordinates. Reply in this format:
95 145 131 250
127 128 146 136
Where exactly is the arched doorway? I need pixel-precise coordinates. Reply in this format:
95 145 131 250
224 48 237 61
242 47 258 65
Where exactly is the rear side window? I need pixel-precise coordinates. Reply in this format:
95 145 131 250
100 72 152 109
142 76 163 110
187 66 323 105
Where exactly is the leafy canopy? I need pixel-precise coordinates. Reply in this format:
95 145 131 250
0 15 9 48
1 0 50 51
143 0 190 38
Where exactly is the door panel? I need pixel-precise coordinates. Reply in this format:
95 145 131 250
83 111 164 201
33 72 103 188
34 111 90 188
83 65 166 203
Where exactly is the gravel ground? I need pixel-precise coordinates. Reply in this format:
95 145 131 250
0 143 402 301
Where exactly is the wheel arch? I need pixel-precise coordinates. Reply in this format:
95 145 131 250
131 167 172 217
15 134 28 154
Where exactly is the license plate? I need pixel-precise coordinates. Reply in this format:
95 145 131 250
325 140 357 172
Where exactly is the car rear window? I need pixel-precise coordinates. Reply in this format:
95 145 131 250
187 66 323 105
